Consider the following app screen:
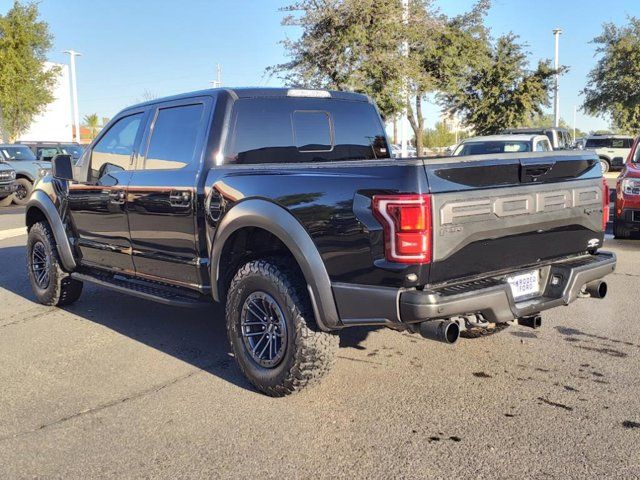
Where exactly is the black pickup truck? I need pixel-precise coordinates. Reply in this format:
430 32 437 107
26 88 616 396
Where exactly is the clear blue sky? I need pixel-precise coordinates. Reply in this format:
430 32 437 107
2 0 639 131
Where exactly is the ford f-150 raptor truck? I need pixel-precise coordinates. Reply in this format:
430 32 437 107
25 88 616 396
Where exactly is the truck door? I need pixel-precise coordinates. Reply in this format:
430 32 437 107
67 111 146 272
126 97 212 288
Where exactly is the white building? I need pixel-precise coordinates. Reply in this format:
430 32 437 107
18 62 73 143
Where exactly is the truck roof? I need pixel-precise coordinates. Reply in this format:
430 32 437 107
127 87 372 111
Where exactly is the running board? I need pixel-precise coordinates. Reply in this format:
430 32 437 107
70 271 212 308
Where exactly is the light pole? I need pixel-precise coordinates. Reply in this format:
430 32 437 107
552 29 562 128
63 50 82 143
210 63 222 88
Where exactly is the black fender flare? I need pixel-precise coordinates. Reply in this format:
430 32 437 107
26 190 77 272
210 199 340 331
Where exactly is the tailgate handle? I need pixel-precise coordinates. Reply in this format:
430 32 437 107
520 162 554 183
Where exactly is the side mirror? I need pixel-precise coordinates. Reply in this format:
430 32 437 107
51 154 74 181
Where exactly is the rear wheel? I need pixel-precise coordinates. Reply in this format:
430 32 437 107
599 158 610 175
13 178 33 206
27 221 83 306
225 258 338 396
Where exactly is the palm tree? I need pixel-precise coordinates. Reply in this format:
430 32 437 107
83 113 100 139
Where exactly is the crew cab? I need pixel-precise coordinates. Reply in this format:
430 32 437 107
613 135 640 238
0 144 51 206
25 88 616 396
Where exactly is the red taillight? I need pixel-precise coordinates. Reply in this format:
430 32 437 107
602 177 610 231
372 194 432 264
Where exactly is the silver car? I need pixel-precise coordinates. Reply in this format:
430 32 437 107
451 134 553 157
0 144 51 206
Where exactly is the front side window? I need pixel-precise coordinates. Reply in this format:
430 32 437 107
612 139 625 148
144 104 204 170
2 146 36 161
90 113 143 182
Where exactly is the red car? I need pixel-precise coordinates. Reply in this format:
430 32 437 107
614 135 640 238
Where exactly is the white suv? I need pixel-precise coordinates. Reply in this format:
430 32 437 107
584 135 634 174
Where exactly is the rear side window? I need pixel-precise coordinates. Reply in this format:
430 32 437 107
225 97 388 164
144 104 204 170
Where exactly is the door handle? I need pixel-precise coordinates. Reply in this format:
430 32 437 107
169 190 192 207
109 190 126 204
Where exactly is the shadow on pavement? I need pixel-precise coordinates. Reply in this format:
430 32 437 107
0 244 255 392
0 243 381 393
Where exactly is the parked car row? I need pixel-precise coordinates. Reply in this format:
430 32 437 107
0 142 83 206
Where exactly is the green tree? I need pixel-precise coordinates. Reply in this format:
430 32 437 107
422 121 456 149
405 0 490 154
0 1 59 142
268 0 405 119
270 0 491 154
83 113 99 139
582 17 640 134
441 34 558 136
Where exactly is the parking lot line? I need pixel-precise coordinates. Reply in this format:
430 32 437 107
0 227 27 241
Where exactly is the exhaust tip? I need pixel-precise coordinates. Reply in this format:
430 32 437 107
585 280 607 299
419 320 460 344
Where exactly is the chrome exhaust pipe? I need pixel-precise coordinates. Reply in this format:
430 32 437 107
518 315 542 329
419 320 460 344
584 280 607 299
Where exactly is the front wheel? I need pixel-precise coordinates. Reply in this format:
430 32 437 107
599 158 610 175
225 258 338 396
27 221 83 306
13 178 33 206
0 195 13 207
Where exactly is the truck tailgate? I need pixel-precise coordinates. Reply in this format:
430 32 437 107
424 151 606 285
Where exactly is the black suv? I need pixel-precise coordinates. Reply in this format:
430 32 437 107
25 88 615 396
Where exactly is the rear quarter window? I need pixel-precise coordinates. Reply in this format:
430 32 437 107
224 97 388 164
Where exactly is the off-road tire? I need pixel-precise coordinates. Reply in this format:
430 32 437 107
0 195 13 207
613 219 632 239
226 258 339 396
12 178 33 206
27 221 83 306
599 158 610 175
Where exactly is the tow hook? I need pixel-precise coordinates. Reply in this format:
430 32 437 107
517 315 542 329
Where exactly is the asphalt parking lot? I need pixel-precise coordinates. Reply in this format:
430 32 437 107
1 189 639 479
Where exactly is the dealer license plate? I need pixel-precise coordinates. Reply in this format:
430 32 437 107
507 270 540 301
